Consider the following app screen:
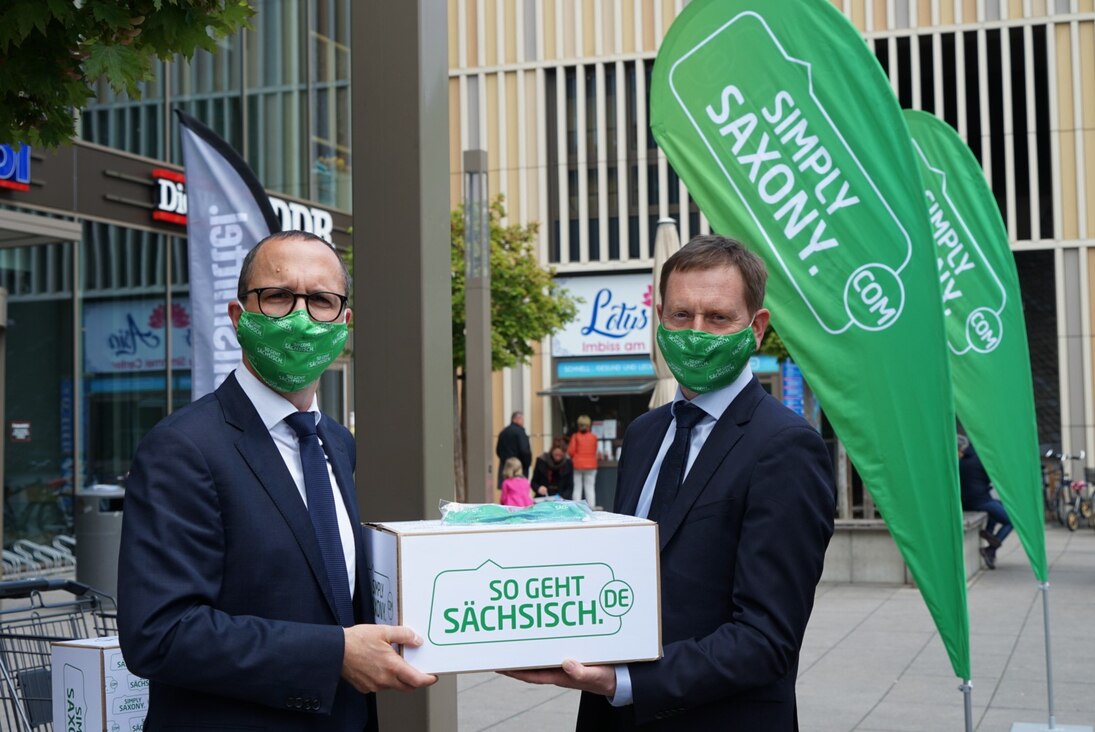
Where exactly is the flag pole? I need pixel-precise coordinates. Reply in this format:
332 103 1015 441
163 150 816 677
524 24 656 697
1042 582 1057 730
1010 582 1092 732
960 680 974 732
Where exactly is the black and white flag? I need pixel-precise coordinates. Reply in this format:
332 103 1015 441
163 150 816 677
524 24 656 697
177 110 280 400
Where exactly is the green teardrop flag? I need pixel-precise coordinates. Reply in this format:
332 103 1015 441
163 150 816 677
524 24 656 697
905 109 1047 583
650 0 970 679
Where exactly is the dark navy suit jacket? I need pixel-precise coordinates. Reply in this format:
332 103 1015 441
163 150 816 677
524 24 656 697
577 377 836 731
118 373 377 731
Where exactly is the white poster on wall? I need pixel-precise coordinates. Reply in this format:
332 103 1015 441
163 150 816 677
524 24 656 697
84 298 193 374
552 274 653 357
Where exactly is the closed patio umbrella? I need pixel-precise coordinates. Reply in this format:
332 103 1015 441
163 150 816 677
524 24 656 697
650 218 682 409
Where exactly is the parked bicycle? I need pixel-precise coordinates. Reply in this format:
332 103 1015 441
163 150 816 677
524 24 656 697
1043 450 1093 531
3 478 72 547
1042 461 1056 524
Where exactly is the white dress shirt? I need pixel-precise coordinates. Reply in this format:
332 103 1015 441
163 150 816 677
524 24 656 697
611 364 754 707
234 364 356 596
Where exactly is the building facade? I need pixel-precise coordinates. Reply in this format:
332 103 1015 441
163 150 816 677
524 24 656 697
0 0 353 551
447 0 1095 514
1 0 1093 553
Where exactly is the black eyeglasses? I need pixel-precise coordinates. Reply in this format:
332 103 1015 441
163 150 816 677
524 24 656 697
244 287 348 322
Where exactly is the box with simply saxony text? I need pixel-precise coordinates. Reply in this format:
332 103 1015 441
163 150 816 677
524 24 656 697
364 512 661 674
51 636 148 732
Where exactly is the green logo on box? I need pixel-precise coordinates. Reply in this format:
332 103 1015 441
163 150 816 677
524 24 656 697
427 560 634 646
63 663 86 732
370 569 395 623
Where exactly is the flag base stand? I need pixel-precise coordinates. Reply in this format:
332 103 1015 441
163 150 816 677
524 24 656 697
1010 585 1093 732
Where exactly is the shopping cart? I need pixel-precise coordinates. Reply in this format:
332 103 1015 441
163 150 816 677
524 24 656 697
0 578 117 731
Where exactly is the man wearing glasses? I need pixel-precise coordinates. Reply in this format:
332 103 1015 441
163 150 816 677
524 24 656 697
118 231 435 731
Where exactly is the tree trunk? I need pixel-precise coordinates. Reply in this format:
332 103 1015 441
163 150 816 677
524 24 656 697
452 369 467 502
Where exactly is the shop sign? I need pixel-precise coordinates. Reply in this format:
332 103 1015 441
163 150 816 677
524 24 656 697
84 298 194 374
0 144 31 192
552 274 653 357
268 197 334 242
149 169 335 242
781 360 805 416
9 420 31 442
557 358 656 379
751 354 781 373
152 168 187 224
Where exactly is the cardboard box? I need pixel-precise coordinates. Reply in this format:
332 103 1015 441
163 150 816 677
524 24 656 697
365 511 661 674
52 636 148 732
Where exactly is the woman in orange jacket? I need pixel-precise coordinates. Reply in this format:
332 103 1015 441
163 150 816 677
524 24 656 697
567 415 600 508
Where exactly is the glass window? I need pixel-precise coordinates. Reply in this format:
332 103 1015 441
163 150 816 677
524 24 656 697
1 241 76 545
1016 250 1059 449
80 227 178 487
318 361 351 427
82 62 166 158
312 0 353 209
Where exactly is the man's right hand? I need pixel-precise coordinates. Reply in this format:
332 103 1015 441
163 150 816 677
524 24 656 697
342 625 437 693
538 487 548 496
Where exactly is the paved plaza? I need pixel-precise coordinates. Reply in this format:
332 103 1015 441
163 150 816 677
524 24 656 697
457 524 1095 731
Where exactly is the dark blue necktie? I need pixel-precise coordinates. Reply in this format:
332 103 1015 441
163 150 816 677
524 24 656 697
284 411 355 628
648 401 707 522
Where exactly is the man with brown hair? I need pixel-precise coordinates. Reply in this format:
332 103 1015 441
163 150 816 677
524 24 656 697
509 234 836 730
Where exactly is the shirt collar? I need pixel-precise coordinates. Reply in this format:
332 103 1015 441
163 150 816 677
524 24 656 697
673 362 754 422
234 363 319 429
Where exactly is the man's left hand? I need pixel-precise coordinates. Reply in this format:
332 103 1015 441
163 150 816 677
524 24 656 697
501 659 616 697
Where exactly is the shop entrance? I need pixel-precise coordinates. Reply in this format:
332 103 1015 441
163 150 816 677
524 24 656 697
0 214 82 556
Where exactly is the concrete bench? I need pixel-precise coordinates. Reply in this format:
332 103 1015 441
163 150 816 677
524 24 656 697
821 511 988 585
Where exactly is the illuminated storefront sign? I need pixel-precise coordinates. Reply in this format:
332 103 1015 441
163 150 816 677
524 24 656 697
556 358 656 379
0 144 31 192
84 298 194 374
152 168 187 224
150 169 335 241
552 274 653 357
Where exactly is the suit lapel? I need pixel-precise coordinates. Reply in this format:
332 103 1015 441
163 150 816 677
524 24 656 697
618 406 674 515
218 375 342 623
657 377 764 551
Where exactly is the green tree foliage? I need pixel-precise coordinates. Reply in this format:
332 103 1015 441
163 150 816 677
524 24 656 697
0 0 252 147
759 324 790 361
451 196 579 372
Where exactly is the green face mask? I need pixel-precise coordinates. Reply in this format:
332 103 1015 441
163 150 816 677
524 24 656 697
236 309 348 393
656 321 757 394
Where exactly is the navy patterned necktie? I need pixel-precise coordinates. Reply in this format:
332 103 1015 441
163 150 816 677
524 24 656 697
648 401 707 522
284 411 355 627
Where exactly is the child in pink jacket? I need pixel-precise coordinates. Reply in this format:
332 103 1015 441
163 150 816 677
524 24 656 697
499 457 534 507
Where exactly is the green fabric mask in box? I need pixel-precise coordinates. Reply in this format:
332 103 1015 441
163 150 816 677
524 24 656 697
236 309 348 393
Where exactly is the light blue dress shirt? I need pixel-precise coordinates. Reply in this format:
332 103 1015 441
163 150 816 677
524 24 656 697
609 365 754 707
